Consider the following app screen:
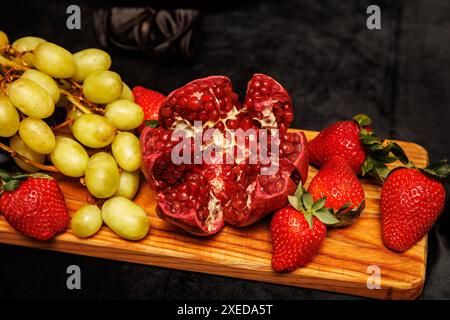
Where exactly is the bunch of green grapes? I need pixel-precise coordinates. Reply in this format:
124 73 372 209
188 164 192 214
0 31 143 201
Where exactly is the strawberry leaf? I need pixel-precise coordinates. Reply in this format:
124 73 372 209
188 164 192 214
11 173 28 180
2 180 20 192
302 192 313 211
0 169 12 182
391 142 410 165
332 200 365 228
353 114 372 127
288 195 301 210
304 211 313 230
374 163 390 181
422 160 450 183
375 154 398 164
311 197 326 211
314 208 340 225
361 156 375 176
294 181 304 199
336 202 351 214
358 124 415 184
359 134 380 146
145 120 159 128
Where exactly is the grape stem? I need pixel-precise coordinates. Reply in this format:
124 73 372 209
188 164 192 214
52 118 74 131
0 141 59 173
59 88 93 114
0 54 30 71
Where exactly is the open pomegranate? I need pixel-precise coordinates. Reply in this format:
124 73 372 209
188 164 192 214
141 74 309 236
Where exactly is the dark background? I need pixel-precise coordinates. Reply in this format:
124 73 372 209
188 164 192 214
0 0 449 299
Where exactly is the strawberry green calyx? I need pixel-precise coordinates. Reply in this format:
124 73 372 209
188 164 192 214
288 181 339 229
353 114 411 183
144 120 159 128
420 160 450 183
332 200 365 227
353 114 372 127
0 169 52 194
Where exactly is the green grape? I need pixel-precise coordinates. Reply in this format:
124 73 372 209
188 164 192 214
9 134 45 173
72 48 112 83
12 36 46 51
11 36 46 66
21 69 60 103
85 152 120 198
82 70 123 104
71 204 103 238
111 132 142 172
0 31 9 54
72 114 115 148
104 99 144 131
8 78 55 119
18 117 56 154
115 170 140 199
0 97 20 137
120 83 134 102
33 42 76 78
50 136 89 177
101 196 149 240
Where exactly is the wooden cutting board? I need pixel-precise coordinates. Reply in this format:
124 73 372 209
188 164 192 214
0 130 428 299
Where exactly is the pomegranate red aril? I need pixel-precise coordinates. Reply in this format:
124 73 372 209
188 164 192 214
167 97 176 108
188 97 202 110
226 119 239 129
214 86 224 98
142 74 309 236
260 86 270 95
174 89 185 98
178 97 188 108
201 94 213 102
161 106 173 118
155 141 165 151
281 142 295 155
176 191 189 201
164 117 174 127
215 122 225 132
284 112 294 123
204 102 215 112
253 80 262 89
200 112 210 122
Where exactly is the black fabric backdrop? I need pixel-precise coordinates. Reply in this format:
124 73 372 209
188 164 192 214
0 0 449 299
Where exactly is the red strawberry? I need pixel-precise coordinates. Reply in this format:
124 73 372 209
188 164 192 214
381 162 449 252
308 114 408 182
0 172 69 241
307 156 365 227
270 182 339 272
309 119 366 173
132 86 166 132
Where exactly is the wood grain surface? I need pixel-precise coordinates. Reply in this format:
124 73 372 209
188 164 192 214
0 130 429 299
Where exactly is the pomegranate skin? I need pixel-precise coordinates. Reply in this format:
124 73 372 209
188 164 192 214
156 200 225 236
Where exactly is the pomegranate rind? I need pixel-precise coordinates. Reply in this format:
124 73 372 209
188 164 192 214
156 196 224 236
